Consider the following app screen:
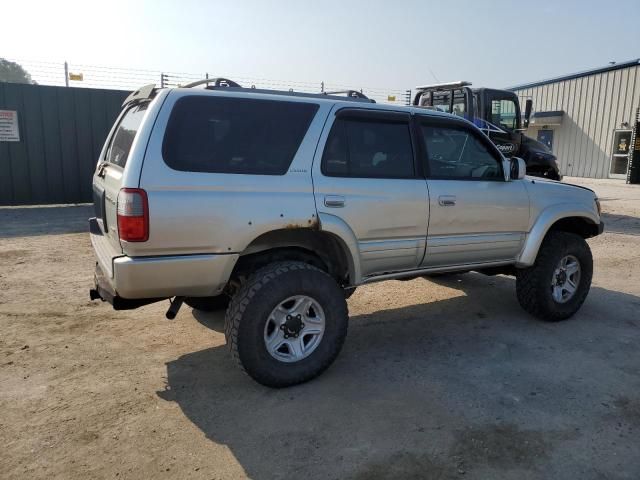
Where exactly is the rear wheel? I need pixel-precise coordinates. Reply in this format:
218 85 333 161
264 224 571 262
225 261 348 387
516 231 592 321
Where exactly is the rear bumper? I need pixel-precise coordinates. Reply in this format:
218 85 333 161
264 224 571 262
89 218 239 302
90 263 166 310
109 253 239 299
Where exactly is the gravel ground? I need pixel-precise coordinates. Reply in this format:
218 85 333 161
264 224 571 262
1 178 639 480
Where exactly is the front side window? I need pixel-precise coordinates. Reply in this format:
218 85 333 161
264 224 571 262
162 96 318 175
322 116 414 178
105 103 148 168
489 99 518 131
421 123 502 179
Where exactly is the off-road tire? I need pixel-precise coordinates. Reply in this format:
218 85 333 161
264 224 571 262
184 295 230 312
516 231 593 321
224 261 348 388
344 287 357 299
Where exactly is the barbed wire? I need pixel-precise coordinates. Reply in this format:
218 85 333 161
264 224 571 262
6 57 412 104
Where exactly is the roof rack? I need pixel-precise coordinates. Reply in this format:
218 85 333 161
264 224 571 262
177 77 375 103
122 78 376 106
323 90 370 100
182 77 242 89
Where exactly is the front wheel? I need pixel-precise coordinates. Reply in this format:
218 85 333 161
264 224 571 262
516 231 593 321
225 261 348 387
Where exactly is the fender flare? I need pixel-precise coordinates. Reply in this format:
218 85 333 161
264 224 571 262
516 203 599 267
317 212 362 285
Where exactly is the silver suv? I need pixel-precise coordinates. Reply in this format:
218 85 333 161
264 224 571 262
90 79 604 387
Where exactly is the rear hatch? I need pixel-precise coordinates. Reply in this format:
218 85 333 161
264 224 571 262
92 102 149 259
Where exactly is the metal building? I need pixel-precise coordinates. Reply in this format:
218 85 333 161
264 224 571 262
510 59 640 179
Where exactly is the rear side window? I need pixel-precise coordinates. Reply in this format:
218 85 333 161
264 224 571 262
105 103 148 168
162 96 318 175
322 117 414 178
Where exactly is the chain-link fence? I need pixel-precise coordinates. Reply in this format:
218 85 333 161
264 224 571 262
7 58 411 105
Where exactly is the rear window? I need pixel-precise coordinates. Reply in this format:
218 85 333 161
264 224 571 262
162 96 318 175
105 103 148 168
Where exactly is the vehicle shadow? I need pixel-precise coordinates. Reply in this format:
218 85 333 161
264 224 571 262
163 274 640 479
0 204 93 238
600 212 640 236
191 307 226 333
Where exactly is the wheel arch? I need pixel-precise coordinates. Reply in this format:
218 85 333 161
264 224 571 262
517 205 600 267
231 227 357 286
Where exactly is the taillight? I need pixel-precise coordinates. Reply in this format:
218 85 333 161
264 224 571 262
117 188 149 242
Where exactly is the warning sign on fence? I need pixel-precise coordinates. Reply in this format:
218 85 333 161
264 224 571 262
0 110 20 142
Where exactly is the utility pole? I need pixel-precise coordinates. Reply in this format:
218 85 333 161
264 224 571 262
64 61 69 87
160 73 168 88
320 81 324 93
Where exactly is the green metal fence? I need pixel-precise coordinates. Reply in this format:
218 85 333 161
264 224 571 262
0 82 127 205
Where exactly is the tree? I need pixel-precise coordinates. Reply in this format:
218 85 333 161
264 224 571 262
0 58 36 84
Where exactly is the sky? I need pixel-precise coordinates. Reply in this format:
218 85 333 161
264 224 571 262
3 0 640 93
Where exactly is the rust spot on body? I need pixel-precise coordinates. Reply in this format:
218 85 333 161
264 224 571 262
283 217 320 230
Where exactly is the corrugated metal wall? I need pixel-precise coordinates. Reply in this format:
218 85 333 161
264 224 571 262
0 83 127 205
514 65 640 178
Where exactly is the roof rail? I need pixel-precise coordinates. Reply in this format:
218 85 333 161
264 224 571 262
143 77 374 103
182 78 242 88
324 90 370 100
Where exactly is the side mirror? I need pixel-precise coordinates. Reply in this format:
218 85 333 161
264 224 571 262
509 157 527 180
524 99 532 128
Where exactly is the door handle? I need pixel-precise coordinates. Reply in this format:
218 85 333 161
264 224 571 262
324 195 345 208
438 195 456 206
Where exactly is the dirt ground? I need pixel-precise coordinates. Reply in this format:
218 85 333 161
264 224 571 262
1 177 639 480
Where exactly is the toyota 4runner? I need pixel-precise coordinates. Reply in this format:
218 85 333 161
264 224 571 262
89 79 604 387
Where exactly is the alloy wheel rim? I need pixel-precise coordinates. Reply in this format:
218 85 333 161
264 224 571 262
263 295 326 363
551 255 581 304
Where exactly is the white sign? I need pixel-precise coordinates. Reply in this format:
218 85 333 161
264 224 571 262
0 110 20 142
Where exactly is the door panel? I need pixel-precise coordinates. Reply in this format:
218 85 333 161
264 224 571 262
423 179 529 266
418 116 530 267
317 177 429 276
313 109 429 278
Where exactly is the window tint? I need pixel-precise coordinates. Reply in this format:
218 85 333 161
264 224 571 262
105 103 148 167
322 117 414 178
490 99 517 130
421 124 501 179
162 96 318 175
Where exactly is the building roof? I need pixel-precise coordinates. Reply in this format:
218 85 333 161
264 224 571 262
508 58 640 91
